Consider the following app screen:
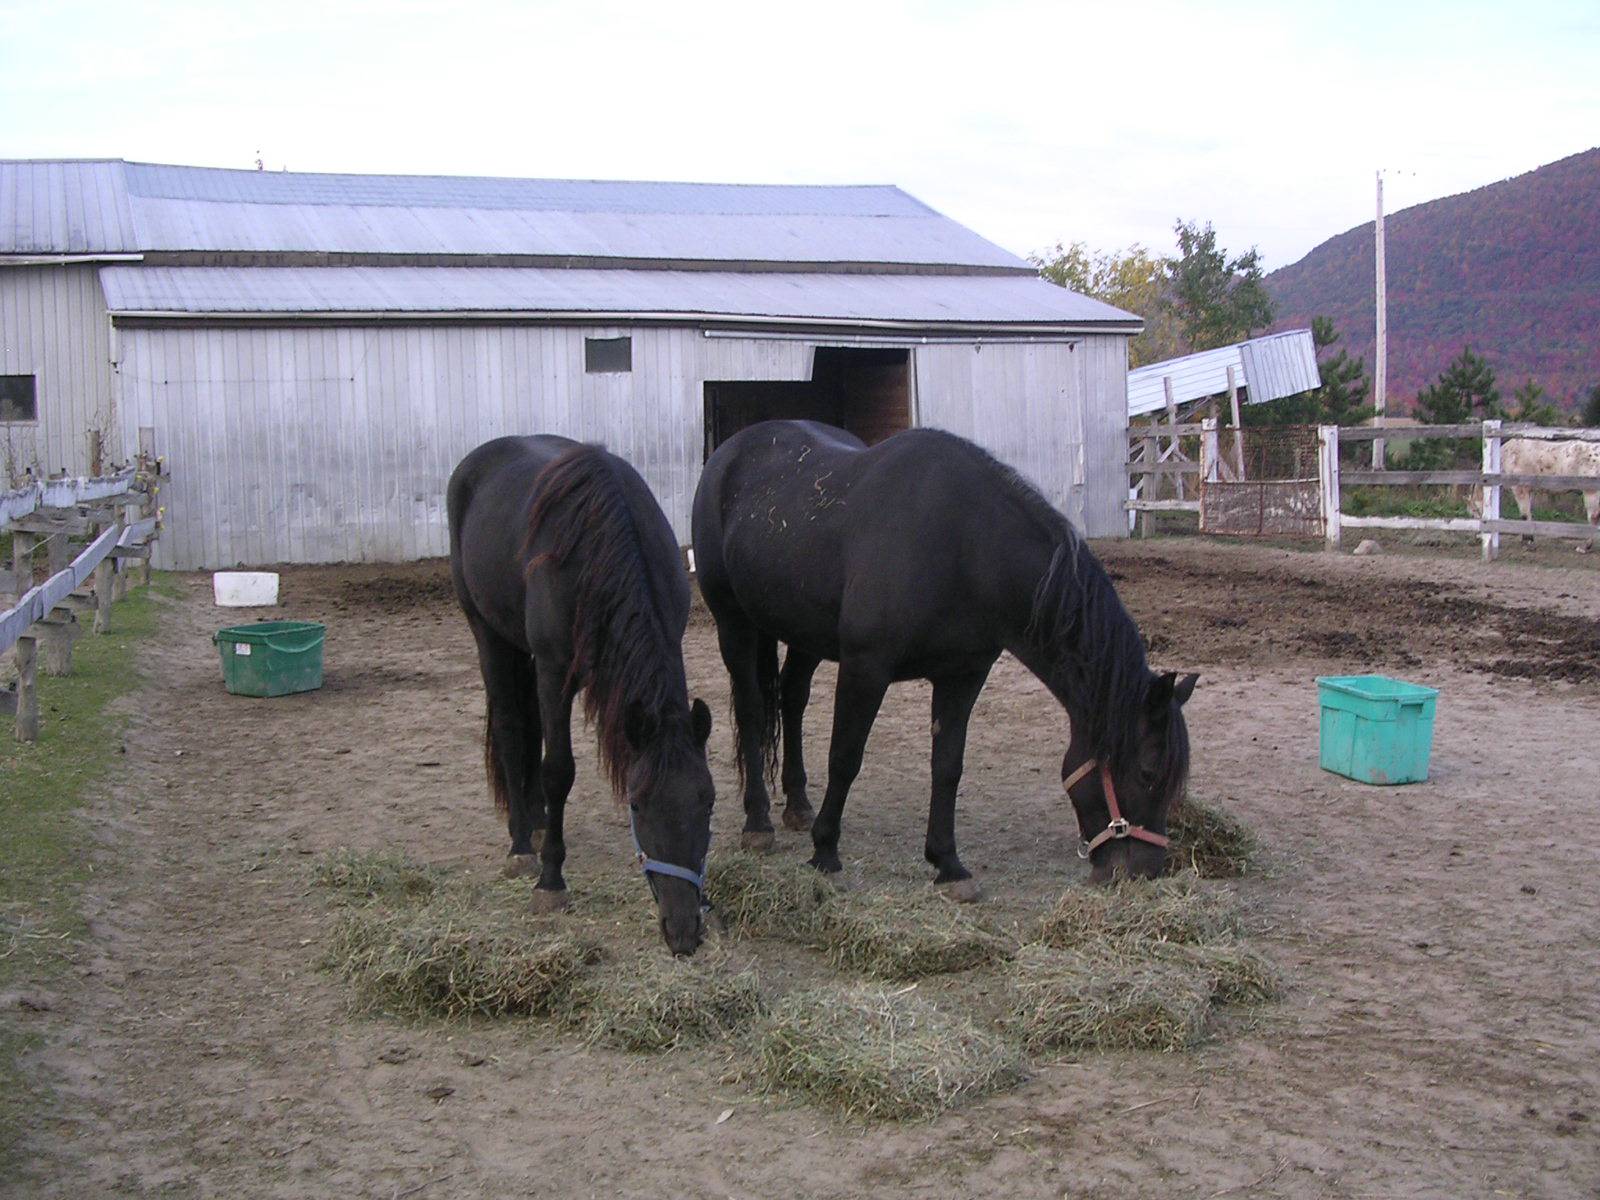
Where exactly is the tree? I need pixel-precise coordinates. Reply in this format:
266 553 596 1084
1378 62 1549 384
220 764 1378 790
1166 220 1274 351
1582 383 1600 427
1510 379 1560 426
1031 241 1183 366
1409 346 1502 467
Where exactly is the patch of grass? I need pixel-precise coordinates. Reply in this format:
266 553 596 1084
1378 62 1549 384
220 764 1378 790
310 847 448 905
0 577 175 1166
758 984 1023 1121
822 891 1010 981
1008 945 1213 1053
703 849 836 941
1035 874 1240 948
573 951 765 1052
324 898 600 1019
1167 798 1259 879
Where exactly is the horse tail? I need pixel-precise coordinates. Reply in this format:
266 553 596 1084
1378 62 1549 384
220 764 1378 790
484 694 510 814
757 632 781 784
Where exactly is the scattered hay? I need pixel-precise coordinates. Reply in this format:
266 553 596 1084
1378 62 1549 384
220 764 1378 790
704 850 835 941
1008 945 1212 1053
1168 797 1258 878
758 984 1023 1121
574 951 765 1052
311 847 446 905
822 891 1010 981
1139 938 1284 1005
325 900 599 1019
1036 874 1239 949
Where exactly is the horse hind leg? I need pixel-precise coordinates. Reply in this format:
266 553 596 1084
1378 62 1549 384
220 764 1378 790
1513 487 1536 546
714 614 779 850
1579 490 1599 553
779 648 821 831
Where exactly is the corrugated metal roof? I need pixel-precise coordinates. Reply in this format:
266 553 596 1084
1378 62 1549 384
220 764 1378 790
1127 330 1320 417
2 159 1028 269
99 265 1139 327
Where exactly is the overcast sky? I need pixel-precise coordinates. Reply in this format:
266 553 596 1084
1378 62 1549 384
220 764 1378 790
3 0 1596 271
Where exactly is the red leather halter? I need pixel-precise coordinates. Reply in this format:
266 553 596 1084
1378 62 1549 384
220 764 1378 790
1062 759 1170 858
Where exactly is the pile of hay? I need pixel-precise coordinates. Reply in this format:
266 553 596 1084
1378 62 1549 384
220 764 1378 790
704 849 835 941
311 847 446 905
573 952 765 1052
758 984 1022 1121
1008 945 1212 1053
325 899 598 1019
1167 797 1258 878
1138 938 1283 1004
823 891 1009 981
1036 874 1239 948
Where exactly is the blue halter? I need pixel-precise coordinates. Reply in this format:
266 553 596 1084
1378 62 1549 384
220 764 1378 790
628 807 708 896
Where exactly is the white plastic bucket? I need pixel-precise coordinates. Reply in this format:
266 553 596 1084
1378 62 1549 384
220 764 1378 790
213 571 280 607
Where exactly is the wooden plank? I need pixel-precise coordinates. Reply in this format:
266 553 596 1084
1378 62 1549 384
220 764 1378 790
1481 420 1501 562
1126 499 1202 513
1338 424 1482 442
1128 422 1209 438
111 545 152 560
0 569 23 595
14 635 37 742
1485 518 1599 540
1340 470 1599 489
1340 515 1481 532
10 512 91 536
1127 461 1204 478
1319 426 1341 549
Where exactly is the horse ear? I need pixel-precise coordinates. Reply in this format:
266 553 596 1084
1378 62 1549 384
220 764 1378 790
1175 673 1199 706
690 698 712 748
1146 672 1176 715
624 701 658 752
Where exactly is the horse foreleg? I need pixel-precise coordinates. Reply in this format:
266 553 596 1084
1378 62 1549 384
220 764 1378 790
779 648 821 831
808 660 889 874
468 620 545 874
1580 490 1599 553
1513 486 1536 546
530 665 576 910
925 669 991 900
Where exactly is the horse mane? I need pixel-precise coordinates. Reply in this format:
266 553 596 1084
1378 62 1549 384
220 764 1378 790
524 444 688 797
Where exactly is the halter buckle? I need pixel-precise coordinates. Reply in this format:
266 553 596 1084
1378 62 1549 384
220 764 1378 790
1077 839 1092 860
1106 817 1131 839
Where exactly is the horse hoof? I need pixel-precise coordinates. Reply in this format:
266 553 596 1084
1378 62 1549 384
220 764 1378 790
529 887 571 914
740 830 776 853
935 877 982 904
781 804 815 832
502 853 540 879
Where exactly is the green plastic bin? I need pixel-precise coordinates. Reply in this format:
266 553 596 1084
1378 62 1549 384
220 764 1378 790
1316 674 1438 785
214 620 326 697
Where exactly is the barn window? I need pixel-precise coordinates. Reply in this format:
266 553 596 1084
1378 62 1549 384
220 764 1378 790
585 336 632 373
0 375 37 422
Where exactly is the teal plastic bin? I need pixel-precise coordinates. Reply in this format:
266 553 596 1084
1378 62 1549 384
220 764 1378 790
1316 674 1438 785
214 621 326 697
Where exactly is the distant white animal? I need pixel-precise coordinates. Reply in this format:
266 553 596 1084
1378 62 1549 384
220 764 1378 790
1493 437 1600 552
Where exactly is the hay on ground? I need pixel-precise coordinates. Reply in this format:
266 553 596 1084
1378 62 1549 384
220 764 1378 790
1167 797 1258 878
1036 874 1239 948
758 984 1022 1121
573 951 765 1051
822 891 1010 981
1008 944 1212 1053
311 847 446 905
704 849 836 941
325 900 599 1018
1138 937 1283 1004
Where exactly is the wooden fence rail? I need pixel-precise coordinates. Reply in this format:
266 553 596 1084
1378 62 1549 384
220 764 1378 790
1 453 166 741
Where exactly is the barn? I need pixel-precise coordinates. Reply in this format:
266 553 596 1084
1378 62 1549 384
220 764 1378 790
1 159 1140 569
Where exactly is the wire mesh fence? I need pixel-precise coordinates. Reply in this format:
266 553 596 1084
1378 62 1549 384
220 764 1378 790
1201 426 1324 539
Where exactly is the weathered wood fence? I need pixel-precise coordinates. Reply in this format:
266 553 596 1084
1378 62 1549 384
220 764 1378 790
1 441 167 741
1324 421 1600 560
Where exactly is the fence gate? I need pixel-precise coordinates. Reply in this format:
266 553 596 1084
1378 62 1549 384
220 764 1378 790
1200 425 1324 538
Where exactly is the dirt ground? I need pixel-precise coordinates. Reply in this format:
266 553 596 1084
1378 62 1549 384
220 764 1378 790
9 536 1600 1199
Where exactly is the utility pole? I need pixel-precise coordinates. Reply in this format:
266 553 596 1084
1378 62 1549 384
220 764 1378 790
1374 169 1387 470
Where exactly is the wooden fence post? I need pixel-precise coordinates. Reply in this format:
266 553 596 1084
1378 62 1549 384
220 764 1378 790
94 518 119 634
14 633 38 742
1319 425 1342 550
1481 419 1501 562
1163 376 1185 501
1139 426 1156 538
1201 417 1220 483
1226 365 1246 480
9 530 34 595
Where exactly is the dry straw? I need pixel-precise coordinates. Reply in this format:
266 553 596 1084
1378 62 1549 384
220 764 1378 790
1036 874 1240 949
758 983 1023 1121
1167 797 1259 878
311 847 447 905
573 951 765 1052
823 891 1010 981
703 849 836 940
1008 944 1212 1053
325 899 598 1019
1137 937 1283 1004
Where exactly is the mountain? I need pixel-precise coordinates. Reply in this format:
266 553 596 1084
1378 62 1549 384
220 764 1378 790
1266 148 1600 411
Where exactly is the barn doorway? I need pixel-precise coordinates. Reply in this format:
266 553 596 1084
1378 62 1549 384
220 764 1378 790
703 347 912 460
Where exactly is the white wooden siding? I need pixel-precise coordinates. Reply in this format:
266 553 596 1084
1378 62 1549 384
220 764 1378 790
0 265 117 477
